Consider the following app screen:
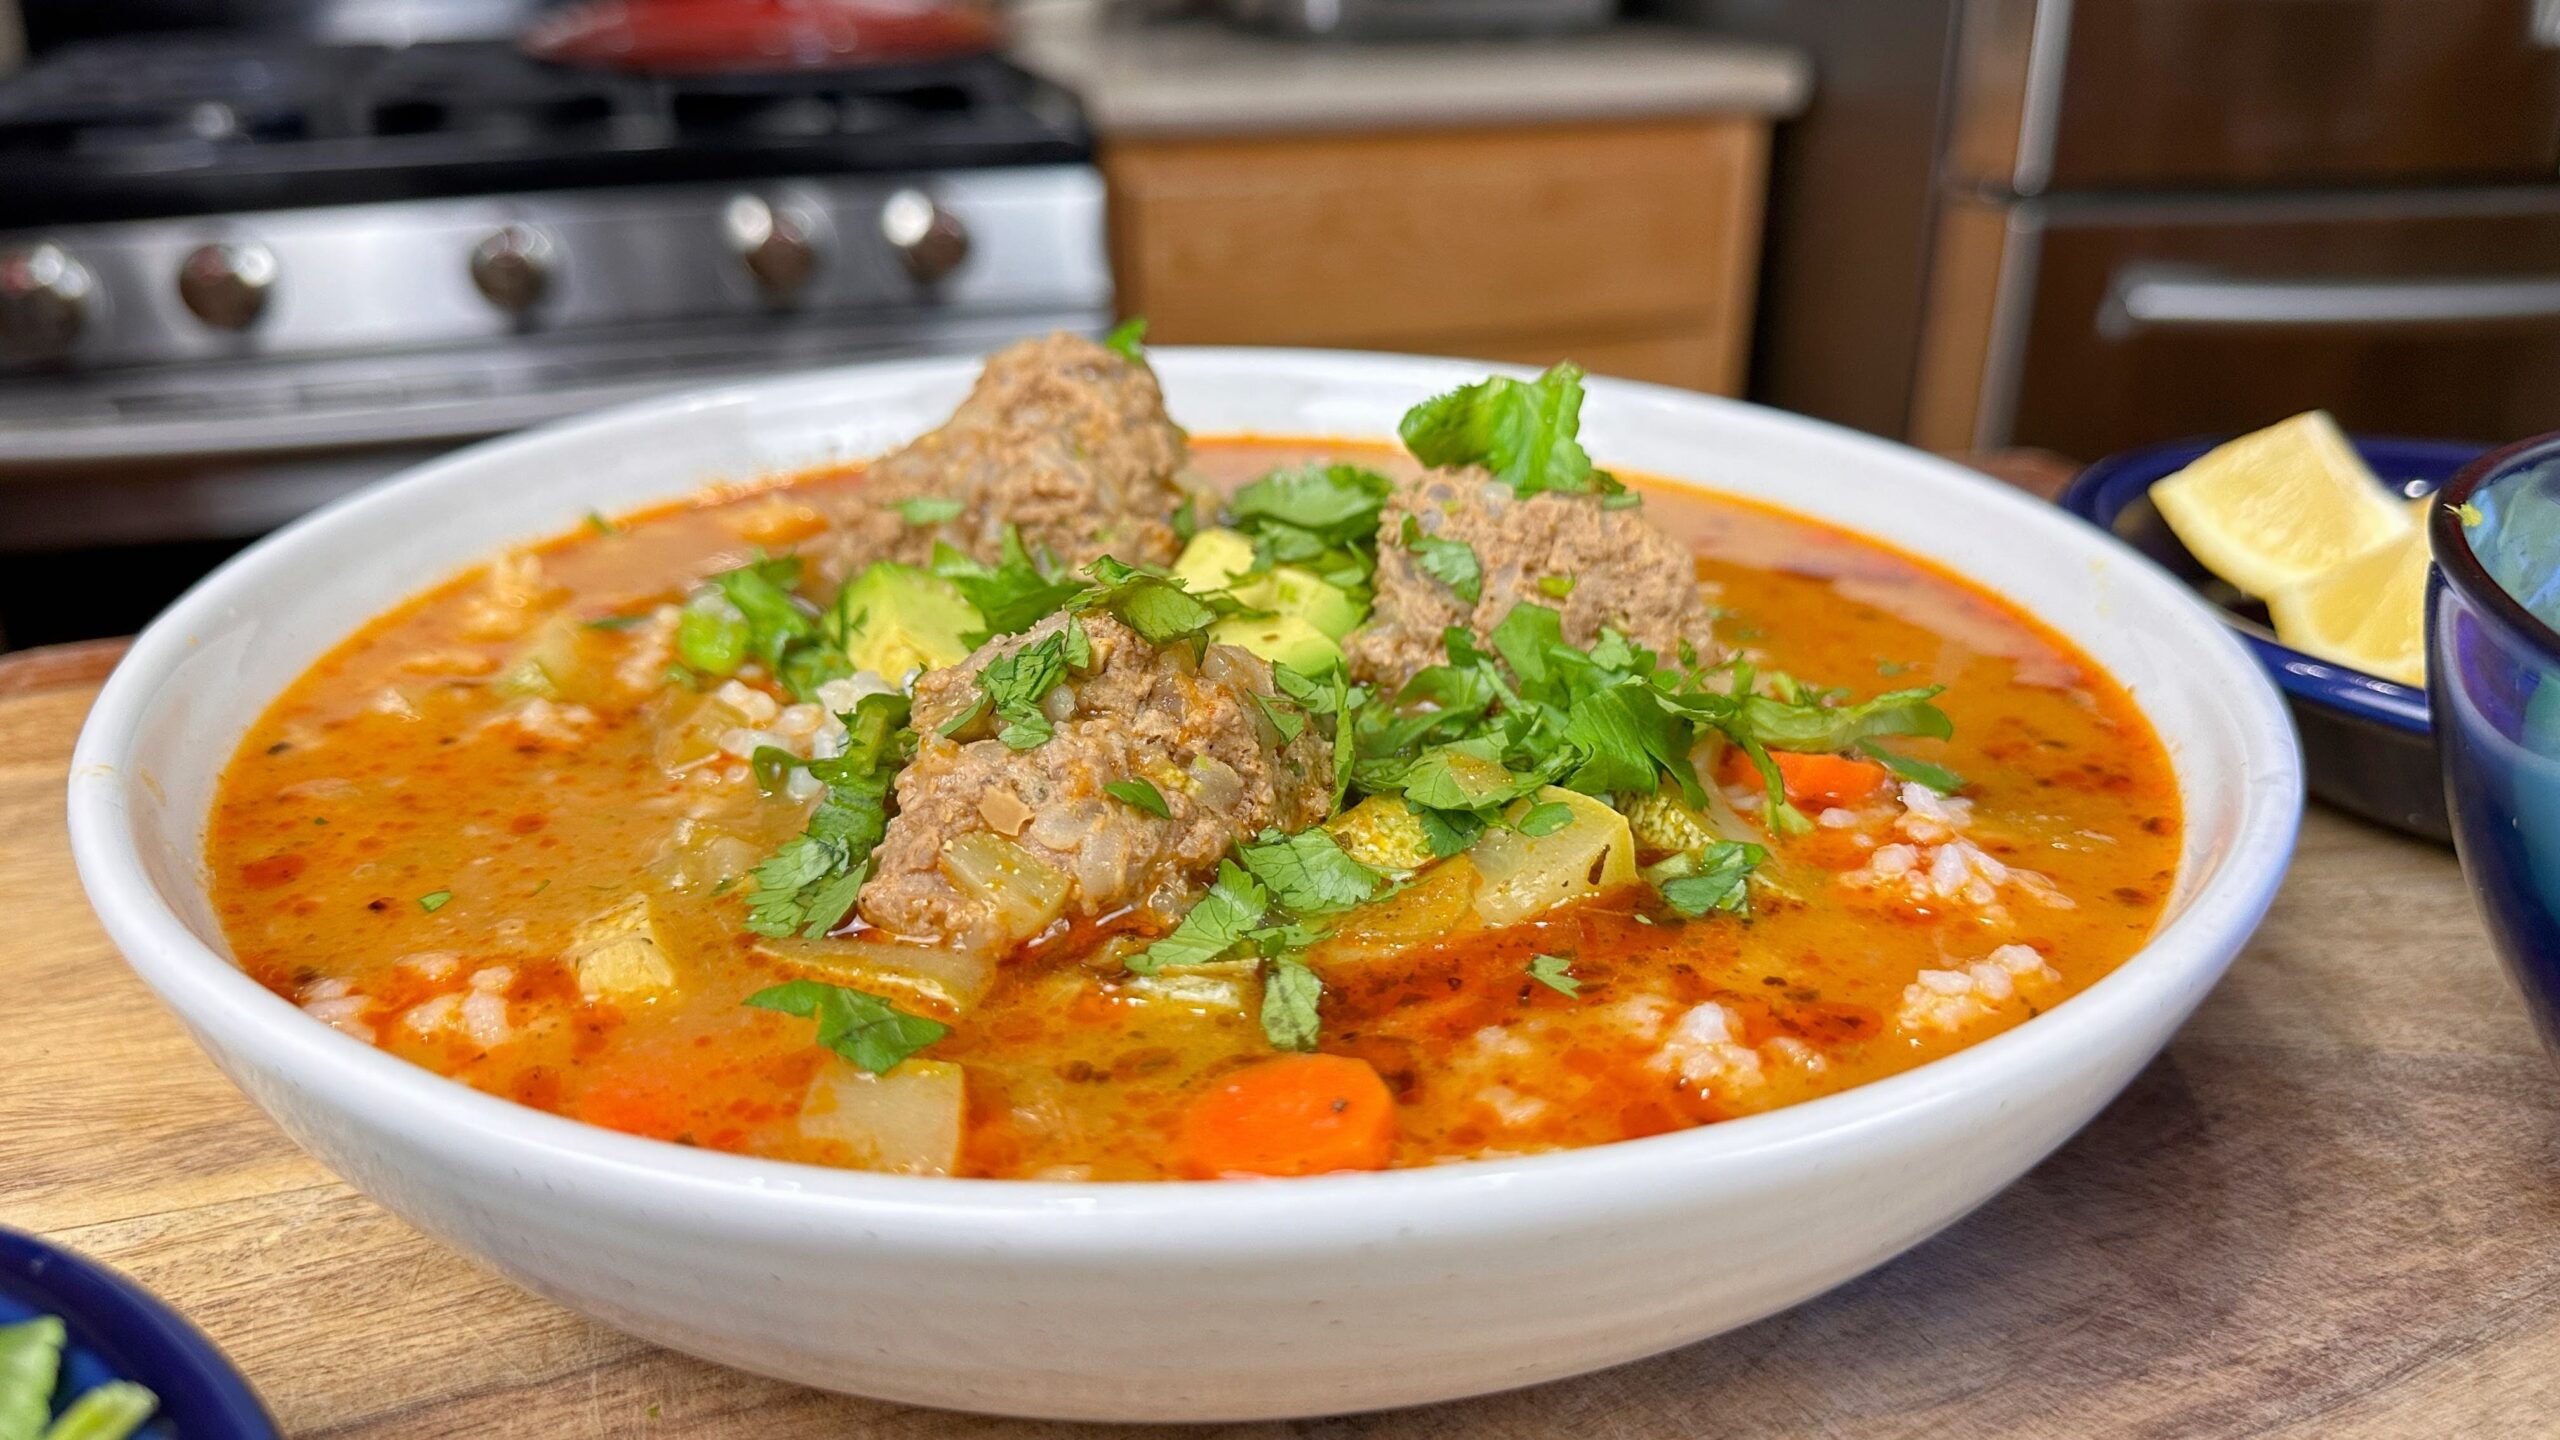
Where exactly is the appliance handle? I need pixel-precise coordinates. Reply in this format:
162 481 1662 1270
2099 265 2560 338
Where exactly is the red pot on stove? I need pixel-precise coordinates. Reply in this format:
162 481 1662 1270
522 0 1006 73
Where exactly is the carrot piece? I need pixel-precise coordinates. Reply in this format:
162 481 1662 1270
1177 1054 1397 1179
1767 751 1892 810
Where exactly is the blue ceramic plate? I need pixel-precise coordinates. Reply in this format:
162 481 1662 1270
2062 435 2481 843
0 1229 277 1440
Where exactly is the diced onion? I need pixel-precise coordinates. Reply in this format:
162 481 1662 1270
939 831 1072 946
798 1057 965 1175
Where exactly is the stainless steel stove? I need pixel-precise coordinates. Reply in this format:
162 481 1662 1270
0 34 1108 554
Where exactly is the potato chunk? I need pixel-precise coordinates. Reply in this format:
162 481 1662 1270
568 896 680 1003
799 1057 966 1175
1469 787 1638 926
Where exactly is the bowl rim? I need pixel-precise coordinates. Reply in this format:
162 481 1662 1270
0 1228 278 1440
66 346 2304 1236
2061 432 2483 738
2431 430 2560 667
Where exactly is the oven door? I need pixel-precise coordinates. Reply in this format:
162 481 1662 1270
1944 188 2560 459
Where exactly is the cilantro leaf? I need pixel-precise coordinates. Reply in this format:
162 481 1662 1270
1859 740 1965 794
1526 953 1581 996
1728 686 1954 754
417 890 452 913
1400 515 1483 604
1252 692 1308 744
1224 463 1395 591
1516 801 1574 837
1082 558 1224 647
1258 957 1323 1052
1102 316 1147 362
1126 861 1269 974
1655 840 1766 918
743 692 912 938
1104 778 1172 818
1235 828 1381 916
965 625 1082 751
893 496 965 525
931 532 1085 641
744 979 948 1074
1397 362 1597 496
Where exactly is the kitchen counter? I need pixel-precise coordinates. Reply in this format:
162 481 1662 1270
9 459 2560 1435
1009 1 1811 137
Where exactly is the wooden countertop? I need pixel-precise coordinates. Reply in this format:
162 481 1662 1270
6 637 2555 1438
1008 0 1811 138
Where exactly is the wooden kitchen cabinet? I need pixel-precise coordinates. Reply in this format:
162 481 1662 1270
1100 116 1771 394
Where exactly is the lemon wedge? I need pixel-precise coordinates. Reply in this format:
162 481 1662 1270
2265 520 2431 686
2151 411 2414 597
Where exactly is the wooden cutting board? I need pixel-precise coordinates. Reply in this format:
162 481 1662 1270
7 639 2558 1439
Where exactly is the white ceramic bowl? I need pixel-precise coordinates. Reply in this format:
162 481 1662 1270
68 350 2302 1421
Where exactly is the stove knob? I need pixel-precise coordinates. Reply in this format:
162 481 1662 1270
723 195 820 300
470 225 554 315
879 189 969 287
177 241 276 330
0 243 94 357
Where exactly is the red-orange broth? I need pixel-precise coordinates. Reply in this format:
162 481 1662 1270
207 440 2178 1179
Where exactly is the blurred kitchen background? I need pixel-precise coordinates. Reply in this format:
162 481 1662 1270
3 0 2557 649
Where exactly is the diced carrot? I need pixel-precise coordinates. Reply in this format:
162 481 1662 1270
1767 751 1892 810
1176 1054 1397 1179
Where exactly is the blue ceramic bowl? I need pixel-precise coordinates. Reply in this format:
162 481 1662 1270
2432 434 2560 1058
0 1229 276 1440
2063 436 2481 842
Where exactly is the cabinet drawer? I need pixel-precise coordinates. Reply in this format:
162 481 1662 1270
1101 117 1766 366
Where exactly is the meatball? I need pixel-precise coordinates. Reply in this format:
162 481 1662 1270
822 333 1189 582
857 613 1334 952
1345 466 1722 690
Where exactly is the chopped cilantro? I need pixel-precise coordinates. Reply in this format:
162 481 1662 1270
586 510 620 536
1258 957 1323 1052
1876 659 1913 676
1102 316 1148 363
1398 362 1598 496
1169 494 1200 544
1860 740 1964 794
744 979 947 1074
1235 828 1381 916
954 623 1084 751
892 496 965 526
1104 778 1173 818
1224 463 1395 591
1526 953 1581 996
931 531 1086 641
1251 692 1308 744
417 890 452 913
1126 860 1268 974
584 613 649 630
1082 557 1226 647
743 693 912 938
1655 841 1766 918
1515 800 1575 837
750 745 803 795
1537 574 1576 599
1400 515 1483 604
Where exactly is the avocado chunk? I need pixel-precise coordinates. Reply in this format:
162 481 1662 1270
1209 614 1343 675
1234 565 1364 641
839 561 983 677
1172 527 1257 594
